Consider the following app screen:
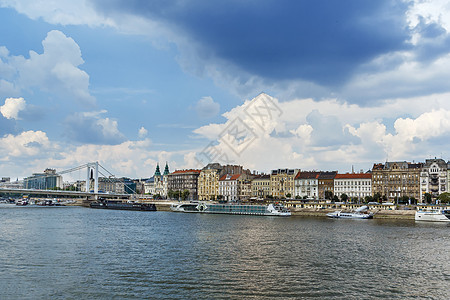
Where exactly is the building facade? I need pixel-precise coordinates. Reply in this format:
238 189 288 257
24 169 63 190
294 171 320 199
318 171 337 200
420 158 448 202
167 169 201 200
251 174 271 199
219 174 241 202
334 173 372 200
372 161 422 201
270 169 299 198
198 163 223 201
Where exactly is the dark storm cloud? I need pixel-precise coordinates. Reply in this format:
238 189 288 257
92 0 412 86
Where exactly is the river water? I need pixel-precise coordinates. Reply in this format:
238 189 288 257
0 204 449 299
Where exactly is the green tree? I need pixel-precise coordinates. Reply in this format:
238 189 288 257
333 195 339 202
424 193 432 204
340 193 348 202
286 193 292 198
325 191 333 200
364 195 373 203
182 190 190 201
399 195 409 204
438 192 450 203
373 192 381 202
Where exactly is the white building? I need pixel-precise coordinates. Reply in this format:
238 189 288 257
420 158 448 202
334 173 372 200
219 174 241 202
294 172 320 199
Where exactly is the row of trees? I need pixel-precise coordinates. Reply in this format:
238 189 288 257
167 189 191 201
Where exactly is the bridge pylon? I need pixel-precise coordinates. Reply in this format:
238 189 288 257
86 162 99 195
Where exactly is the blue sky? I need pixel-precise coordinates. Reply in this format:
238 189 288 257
1 0 450 180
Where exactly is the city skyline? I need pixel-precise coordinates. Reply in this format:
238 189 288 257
2 1 450 180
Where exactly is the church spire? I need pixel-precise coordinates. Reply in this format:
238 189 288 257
163 162 170 175
154 163 161 177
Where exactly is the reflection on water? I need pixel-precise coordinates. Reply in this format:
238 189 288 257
0 205 449 299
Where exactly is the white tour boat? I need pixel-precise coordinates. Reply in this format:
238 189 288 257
415 209 450 222
326 205 373 219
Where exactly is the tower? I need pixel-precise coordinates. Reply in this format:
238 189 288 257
163 162 170 176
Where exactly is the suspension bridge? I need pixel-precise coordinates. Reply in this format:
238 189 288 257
0 162 136 201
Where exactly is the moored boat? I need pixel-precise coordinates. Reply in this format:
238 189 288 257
171 202 291 216
326 205 373 219
90 201 156 211
415 209 450 222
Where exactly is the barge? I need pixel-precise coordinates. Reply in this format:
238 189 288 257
90 201 156 211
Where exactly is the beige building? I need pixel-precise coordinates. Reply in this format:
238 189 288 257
372 161 422 202
270 169 299 199
198 163 223 201
251 174 271 199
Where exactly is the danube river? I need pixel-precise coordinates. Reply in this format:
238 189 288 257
0 205 449 299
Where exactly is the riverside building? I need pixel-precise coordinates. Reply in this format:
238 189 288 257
318 171 337 200
167 169 201 200
251 174 271 199
420 158 449 202
334 173 372 201
270 169 299 199
24 169 63 190
372 161 422 201
294 171 320 200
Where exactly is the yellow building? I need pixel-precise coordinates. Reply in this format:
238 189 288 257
270 169 299 199
198 163 222 201
251 174 271 199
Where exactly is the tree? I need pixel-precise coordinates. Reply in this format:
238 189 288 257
286 193 292 199
424 193 432 204
438 192 450 203
364 195 373 203
295 195 302 199
325 191 333 200
399 195 409 204
182 190 190 201
340 193 348 202
373 192 381 202
333 195 339 202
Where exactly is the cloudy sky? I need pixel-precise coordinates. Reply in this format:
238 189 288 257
1 0 450 181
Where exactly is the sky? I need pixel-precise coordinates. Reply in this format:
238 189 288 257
1 0 450 181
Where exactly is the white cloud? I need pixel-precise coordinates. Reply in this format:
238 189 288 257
192 93 450 173
0 130 52 158
138 126 148 138
195 96 220 118
0 0 114 27
0 97 25 119
0 30 95 106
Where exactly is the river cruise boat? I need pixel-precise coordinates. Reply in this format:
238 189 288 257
171 202 291 216
415 209 450 222
326 205 373 219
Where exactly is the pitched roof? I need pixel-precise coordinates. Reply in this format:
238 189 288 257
295 171 320 180
317 171 337 180
335 173 372 179
219 174 241 181
170 169 201 175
